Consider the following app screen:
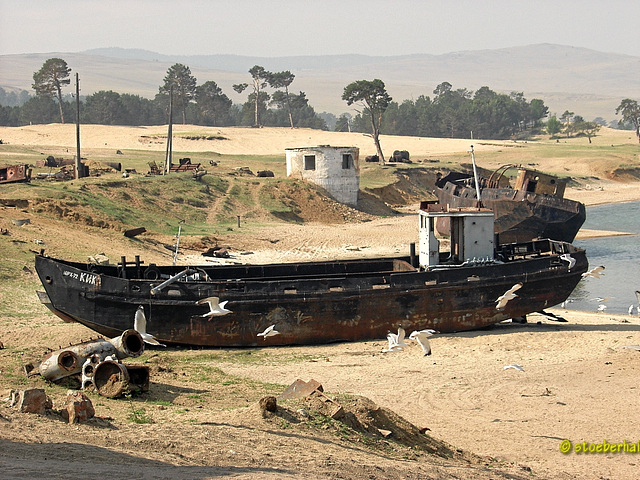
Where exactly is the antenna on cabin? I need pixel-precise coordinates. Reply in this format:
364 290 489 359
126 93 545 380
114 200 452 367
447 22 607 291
470 145 483 207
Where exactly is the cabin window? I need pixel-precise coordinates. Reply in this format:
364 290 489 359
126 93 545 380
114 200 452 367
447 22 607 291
526 180 537 193
342 154 352 169
304 155 316 170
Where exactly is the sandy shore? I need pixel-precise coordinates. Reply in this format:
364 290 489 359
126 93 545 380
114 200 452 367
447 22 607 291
219 309 640 480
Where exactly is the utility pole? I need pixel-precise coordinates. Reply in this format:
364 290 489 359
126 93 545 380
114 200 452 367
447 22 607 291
75 72 83 179
164 86 173 175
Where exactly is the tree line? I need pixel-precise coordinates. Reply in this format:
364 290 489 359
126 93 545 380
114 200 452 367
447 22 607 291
1 58 639 149
0 58 327 130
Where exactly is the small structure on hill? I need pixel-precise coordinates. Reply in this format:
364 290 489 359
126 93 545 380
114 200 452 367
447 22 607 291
285 145 359 207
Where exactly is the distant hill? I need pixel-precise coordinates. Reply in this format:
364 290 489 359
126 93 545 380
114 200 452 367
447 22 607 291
2 44 639 122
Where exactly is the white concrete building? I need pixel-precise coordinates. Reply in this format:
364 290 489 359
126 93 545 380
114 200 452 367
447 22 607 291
285 145 360 207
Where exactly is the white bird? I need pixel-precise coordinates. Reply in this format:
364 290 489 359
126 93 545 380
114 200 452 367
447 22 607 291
496 283 523 310
504 364 525 372
382 335 404 353
196 296 232 318
591 296 613 303
582 265 605 279
597 304 607 313
257 324 280 340
387 327 408 347
134 305 166 346
560 253 576 270
409 329 437 356
629 305 634 316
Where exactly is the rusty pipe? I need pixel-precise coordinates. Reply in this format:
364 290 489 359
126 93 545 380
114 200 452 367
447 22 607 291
38 329 144 382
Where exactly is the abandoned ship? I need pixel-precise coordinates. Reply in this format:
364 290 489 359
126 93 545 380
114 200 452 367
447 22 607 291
35 201 588 347
435 163 586 244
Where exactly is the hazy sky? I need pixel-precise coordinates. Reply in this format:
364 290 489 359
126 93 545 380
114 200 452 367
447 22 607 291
1 0 638 57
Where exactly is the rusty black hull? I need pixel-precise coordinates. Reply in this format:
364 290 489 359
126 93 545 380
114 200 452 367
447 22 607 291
35 242 587 347
435 182 586 244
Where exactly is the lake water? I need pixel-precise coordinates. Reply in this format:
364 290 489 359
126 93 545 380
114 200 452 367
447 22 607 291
564 200 640 315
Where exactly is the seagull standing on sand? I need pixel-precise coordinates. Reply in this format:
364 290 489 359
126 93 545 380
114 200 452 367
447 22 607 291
582 265 605 279
257 324 280 340
134 305 166 347
196 297 232 318
409 329 438 356
496 283 523 310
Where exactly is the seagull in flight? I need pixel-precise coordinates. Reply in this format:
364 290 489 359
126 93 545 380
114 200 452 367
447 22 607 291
387 327 408 347
409 329 438 356
591 296 613 303
382 327 408 353
560 253 576 270
382 336 404 353
257 324 280 340
504 364 524 372
134 305 166 347
496 283 523 310
582 265 605 279
196 296 232 318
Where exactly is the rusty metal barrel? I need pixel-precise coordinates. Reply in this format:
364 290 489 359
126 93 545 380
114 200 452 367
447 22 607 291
93 360 130 397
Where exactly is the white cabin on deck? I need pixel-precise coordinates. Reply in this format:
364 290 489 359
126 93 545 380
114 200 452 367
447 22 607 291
418 202 495 269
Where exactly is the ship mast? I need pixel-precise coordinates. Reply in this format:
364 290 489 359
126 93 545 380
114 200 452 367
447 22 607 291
470 145 483 208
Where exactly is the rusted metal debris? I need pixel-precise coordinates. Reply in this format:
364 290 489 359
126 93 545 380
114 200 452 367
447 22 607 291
278 378 324 400
124 227 146 238
148 161 161 175
0 164 31 184
278 378 344 419
170 158 201 172
26 330 150 398
202 246 230 258
35 165 76 181
36 155 70 168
